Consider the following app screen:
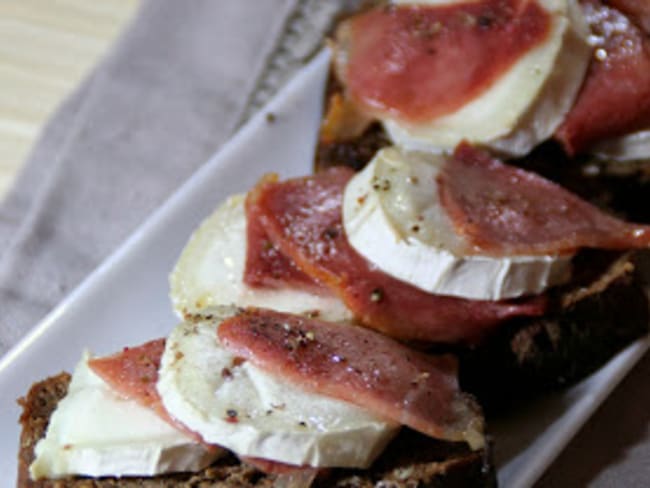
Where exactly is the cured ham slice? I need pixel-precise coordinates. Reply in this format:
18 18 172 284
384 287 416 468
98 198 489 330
247 167 546 344
88 339 196 438
555 0 650 154
89 342 219 454
244 176 325 293
218 308 485 448
338 0 551 123
89 339 166 414
439 143 650 255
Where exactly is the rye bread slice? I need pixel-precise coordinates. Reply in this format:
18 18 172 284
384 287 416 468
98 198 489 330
17 374 496 488
459 252 650 414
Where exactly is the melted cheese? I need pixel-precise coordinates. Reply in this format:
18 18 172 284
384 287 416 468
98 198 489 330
356 0 592 156
170 195 352 322
29 352 219 480
157 311 400 468
343 148 572 300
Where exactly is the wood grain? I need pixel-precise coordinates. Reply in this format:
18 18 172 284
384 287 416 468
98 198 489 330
0 0 139 198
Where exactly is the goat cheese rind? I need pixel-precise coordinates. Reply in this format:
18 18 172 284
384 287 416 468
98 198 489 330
343 148 572 300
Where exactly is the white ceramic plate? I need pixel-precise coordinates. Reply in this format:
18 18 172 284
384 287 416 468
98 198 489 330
0 49 647 487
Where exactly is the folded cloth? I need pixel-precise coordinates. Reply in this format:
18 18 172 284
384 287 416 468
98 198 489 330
0 0 351 355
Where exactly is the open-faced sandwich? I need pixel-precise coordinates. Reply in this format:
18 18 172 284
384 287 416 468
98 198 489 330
17 0 650 486
19 307 494 487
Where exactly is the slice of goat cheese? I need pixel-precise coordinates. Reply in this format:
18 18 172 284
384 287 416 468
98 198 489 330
156 311 400 468
29 352 218 480
343 147 572 300
170 195 352 322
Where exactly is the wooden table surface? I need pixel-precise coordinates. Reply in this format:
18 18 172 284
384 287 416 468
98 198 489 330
0 0 139 199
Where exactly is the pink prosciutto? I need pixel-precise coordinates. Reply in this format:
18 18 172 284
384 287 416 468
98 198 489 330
338 0 551 123
247 167 546 344
244 175 326 294
218 308 484 447
439 143 650 255
555 0 650 154
88 339 201 440
88 340 166 417
89 339 313 474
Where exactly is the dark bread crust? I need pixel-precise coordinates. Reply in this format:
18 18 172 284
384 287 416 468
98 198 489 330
512 141 650 225
17 375 496 487
459 252 650 413
18 373 70 488
316 121 390 174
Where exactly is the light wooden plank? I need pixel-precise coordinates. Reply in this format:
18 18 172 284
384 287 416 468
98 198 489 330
0 0 139 199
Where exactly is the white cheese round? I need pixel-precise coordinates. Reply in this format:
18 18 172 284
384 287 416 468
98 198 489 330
169 195 352 322
593 129 650 162
343 148 572 300
157 311 400 468
30 352 219 480
374 0 592 156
